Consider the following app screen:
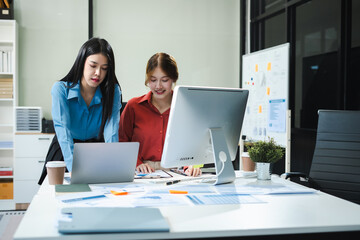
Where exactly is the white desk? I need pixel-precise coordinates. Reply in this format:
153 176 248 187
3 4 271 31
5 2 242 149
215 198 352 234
14 173 360 239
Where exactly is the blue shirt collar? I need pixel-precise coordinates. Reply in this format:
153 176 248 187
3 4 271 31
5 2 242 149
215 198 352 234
67 82 80 100
67 81 103 106
92 87 102 106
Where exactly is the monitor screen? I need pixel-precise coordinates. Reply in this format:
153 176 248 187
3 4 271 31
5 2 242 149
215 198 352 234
161 86 249 184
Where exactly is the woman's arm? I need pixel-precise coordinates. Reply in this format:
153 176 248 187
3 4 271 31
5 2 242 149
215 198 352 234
51 82 74 172
118 99 134 142
118 99 144 166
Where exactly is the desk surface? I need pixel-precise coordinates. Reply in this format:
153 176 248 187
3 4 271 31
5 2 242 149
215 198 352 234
14 173 360 239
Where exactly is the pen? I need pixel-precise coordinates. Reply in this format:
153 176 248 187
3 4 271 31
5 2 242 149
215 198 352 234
165 180 181 185
61 194 106 203
162 169 173 177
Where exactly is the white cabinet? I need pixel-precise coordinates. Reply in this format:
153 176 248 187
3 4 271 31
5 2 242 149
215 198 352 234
14 133 54 204
0 20 17 209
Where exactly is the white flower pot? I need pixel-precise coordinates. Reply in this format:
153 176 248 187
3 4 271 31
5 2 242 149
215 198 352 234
256 162 271 180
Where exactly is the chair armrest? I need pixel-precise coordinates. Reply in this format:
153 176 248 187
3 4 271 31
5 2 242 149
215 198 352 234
281 172 309 182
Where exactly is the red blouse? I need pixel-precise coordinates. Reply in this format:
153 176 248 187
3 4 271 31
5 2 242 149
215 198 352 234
119 91 170 166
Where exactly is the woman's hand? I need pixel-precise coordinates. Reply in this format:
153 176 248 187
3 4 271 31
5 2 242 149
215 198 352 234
136 163 155 174
184 166 202 177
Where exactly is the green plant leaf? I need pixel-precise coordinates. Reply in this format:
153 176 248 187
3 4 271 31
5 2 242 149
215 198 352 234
247 138 284 163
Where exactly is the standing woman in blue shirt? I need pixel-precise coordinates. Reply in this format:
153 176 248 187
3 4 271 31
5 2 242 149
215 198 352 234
38 38 122 184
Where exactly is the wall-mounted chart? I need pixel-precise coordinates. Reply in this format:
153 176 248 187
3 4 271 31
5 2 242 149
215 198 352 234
241 43 291 172
242 43 289 148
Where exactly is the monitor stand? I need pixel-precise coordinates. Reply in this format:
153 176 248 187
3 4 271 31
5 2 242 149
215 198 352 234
209 128 236 185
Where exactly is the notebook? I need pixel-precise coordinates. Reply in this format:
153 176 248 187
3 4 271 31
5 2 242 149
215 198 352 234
71 142 139 184
58 207 169 233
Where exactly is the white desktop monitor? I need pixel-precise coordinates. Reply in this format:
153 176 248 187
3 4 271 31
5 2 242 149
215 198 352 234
161 86 249 184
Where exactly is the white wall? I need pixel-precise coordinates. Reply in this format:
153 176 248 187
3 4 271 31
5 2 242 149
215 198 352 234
94 0 240 101
14 0 88 119
14 0 240 117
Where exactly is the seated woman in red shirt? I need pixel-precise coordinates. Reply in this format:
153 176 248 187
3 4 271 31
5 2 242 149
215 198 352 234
119 52 201 177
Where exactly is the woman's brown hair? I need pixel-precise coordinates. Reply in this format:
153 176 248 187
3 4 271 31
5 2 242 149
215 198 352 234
145 52 178 86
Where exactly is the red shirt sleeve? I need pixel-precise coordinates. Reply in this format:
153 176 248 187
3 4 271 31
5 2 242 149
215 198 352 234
119 101 133 142
119 100 143 166
119 93 170 168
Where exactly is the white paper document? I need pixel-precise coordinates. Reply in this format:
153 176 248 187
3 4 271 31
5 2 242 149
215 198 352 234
56 181 317 208
187 194 265 205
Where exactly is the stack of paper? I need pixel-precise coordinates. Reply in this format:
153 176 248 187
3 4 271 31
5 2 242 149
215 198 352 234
0 78 12 99
15 107 42 132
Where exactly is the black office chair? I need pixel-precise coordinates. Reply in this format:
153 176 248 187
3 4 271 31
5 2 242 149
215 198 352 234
120 101 127 115
283 110 360 204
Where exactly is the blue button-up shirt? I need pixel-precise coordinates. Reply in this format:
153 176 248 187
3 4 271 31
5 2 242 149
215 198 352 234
51 81 121 172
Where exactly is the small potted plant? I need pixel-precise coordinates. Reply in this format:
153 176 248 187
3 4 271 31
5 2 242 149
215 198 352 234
247 138 284 180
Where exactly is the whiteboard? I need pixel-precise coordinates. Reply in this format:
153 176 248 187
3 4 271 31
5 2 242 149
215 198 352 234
241 43 289 147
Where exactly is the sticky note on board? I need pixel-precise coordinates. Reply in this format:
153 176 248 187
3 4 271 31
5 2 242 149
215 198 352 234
259 105 262 113
255 64 258 72
267 87 270 95
267 62 271 71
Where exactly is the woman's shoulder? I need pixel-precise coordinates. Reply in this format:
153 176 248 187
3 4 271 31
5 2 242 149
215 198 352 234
51 81 67 94
52 81 65 87
114 83 121 92
127 93 148 105
112 84 121 99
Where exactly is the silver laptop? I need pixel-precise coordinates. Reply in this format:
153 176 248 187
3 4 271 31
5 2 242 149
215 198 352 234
71 142 139 184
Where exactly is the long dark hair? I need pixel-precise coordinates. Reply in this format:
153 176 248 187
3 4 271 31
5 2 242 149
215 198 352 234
60 37 121 139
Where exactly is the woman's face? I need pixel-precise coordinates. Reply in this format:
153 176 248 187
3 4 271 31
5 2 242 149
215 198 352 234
81 53 108 89
148 67 174 102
